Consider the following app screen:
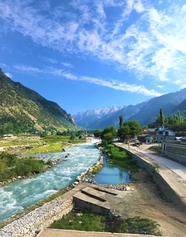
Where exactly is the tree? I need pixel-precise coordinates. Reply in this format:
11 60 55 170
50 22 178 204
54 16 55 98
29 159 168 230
117 124 130 141
184 108 186 122
119 116 124 128
101 126 117 143
69 134 76 140
127 120 141 136
101 126 117 138
94 129 102 138
102 132 113 143
159 108 164 126
177 111 182 124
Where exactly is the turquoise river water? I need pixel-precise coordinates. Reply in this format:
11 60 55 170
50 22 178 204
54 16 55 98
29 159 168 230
0 139 129 222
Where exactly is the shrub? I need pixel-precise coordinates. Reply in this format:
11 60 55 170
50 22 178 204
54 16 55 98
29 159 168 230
0 152 48 181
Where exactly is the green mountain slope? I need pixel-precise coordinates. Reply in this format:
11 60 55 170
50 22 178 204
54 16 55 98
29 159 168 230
0 69 77 134
171 98 186 116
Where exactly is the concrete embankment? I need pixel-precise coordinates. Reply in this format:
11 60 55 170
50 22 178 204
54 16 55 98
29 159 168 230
0 187 76 237
116 143 186 211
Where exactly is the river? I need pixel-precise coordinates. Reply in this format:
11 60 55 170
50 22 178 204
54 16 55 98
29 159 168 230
91 153 130 184
0 139 100 222
0 139 131 222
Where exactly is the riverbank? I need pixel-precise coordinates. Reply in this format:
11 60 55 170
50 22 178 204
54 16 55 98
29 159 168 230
0 183 130 237
1 173 186 237
0 140 101 223
0 136 90 186
0 135 89 156
0 151 70 187
0 150 103 228
1 142 186 236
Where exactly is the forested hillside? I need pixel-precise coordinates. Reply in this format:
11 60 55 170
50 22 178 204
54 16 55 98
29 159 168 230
0 69 77 135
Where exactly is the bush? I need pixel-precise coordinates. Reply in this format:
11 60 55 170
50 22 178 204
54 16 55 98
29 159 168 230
49 210 161 235
118 216 161 235
102 144 139 171
0 152 17 167
0 152 48 182
46 159 53 166
14 158 45 176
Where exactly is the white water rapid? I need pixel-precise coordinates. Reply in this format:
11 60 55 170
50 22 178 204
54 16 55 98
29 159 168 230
0 139 100 222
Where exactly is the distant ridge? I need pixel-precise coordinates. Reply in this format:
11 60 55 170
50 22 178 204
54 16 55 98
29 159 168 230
128 88 186 126
0 69 77 134
74 88 186 129
73 106 124 129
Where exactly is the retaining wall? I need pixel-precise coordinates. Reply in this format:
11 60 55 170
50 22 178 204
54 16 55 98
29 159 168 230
0 195 74 237
73 196 111 215
119 147 186 211
162 142 186 164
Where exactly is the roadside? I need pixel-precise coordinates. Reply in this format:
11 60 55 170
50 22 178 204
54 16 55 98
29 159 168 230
113 142 186 237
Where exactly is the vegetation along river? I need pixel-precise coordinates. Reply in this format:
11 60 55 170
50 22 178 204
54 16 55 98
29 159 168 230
0 139 129 222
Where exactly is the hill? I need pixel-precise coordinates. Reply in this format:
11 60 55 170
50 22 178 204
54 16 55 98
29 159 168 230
171 98 186 116
74 88 186 129
0 69 77 135
128 89 186 126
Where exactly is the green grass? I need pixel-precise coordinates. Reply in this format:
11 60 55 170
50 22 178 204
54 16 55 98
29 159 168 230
50 209 107 232
0 135 88 155
118 216 161 235
104 144 139 172
90 164 103 176
49 209 162 236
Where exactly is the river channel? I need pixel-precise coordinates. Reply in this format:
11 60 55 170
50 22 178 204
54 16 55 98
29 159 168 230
0 139 129 222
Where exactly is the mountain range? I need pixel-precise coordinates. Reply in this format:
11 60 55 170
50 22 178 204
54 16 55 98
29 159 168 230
0 69 76 135
1 67 186 133
73 88 186 129
73 106 124 128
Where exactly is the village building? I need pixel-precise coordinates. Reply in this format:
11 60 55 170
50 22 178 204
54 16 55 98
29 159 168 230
155 128 175 143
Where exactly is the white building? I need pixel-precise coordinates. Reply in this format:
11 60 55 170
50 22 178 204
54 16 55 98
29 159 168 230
156 128 175 143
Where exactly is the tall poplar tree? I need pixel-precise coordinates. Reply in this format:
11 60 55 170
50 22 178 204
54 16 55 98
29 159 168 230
119 115 124 128
159 108 164 126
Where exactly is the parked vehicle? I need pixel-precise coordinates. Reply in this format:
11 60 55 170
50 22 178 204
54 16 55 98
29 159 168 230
134 139 142 146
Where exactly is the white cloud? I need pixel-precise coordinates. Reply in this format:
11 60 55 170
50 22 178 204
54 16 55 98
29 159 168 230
182 4 186 11
13 64 161 97
61 62 73 68
5 72 12 78
81 75 161 96
14 65 42 73
0 63 8 69
134 0 144 13
1 0 186 89
159 0 163 5
44 58 58 64
156 85 164 89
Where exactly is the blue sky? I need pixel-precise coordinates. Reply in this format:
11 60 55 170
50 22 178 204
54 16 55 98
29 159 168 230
1 0 186 115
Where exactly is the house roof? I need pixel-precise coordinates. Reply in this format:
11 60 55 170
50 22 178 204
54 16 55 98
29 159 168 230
156 128 173 133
